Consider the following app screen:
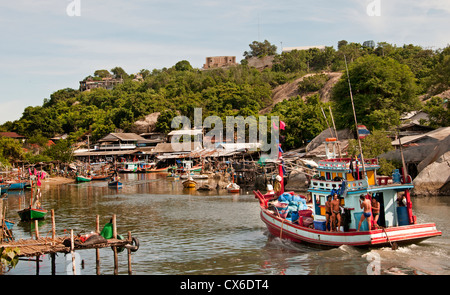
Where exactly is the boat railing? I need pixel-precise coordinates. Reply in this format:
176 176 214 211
310 179 342 190
310 178 369 192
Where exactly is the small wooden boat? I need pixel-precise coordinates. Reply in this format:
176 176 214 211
18 207 48 222
226 182 240 193
6 181 27 190
0 184 9 194
148 167 170 173
180 173 208 179
5 219 15 230
167 174 180 180
182 178 197 189
91 175 109 181
108 180 122 189
197 184 214 191
76 175 92 183
2 219 15 242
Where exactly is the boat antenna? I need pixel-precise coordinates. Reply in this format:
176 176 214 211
344 55 367 179
328 106 342 158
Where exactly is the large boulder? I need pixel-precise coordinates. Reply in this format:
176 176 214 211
412 151 450 195
131 112 160 134
285 169 309 191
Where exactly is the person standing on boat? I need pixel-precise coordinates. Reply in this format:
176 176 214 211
325 195 332 231
371 196 380 229
331 193 341 231
358 195 372 231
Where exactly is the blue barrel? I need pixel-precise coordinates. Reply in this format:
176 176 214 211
313 220 327 231
397 206 409 226
353 212 369 231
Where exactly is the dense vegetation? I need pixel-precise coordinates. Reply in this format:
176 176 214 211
0 40 449 165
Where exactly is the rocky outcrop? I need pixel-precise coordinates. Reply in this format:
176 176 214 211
285 169 309 191
130 112 160 134
412 151 450 196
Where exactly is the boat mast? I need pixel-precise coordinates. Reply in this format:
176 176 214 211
344 56 367 179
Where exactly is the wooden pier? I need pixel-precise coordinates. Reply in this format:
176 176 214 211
0 210 139 275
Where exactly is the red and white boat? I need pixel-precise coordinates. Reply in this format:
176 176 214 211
254 154 442 248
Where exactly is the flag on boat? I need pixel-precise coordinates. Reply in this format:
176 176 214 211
357 125 370 139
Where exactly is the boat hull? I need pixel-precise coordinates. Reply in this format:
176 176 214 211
76 176 92 183
7 182 27 190
108 181 122 188
18 208 48 221
182 180 197 188
260 209 442 247
148 167 169 173
91 175 109 181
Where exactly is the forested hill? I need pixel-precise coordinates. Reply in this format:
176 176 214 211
1 40 449 152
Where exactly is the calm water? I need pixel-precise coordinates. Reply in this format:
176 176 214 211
3 173 449 275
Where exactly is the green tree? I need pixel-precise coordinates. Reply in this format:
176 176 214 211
331 55 419 130
111 67 128 79
156 110 178 134
0 137 24 166
243 40 277 59
43 139 74 164
174 60 193 71
94 69 111 78
271 94 329 149
347 130 393 158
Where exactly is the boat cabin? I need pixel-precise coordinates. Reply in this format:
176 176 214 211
309 156 414 231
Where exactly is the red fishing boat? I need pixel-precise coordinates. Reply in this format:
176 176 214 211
254 152 442 248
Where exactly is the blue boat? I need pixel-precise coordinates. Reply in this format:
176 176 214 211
7 182 27 190
5 220 14 230
0 184 10 194
108 180 122 189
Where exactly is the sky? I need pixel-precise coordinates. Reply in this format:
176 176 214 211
0 0 449 125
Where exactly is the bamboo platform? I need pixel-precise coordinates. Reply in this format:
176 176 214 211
1 209 139 275
0 236 134 257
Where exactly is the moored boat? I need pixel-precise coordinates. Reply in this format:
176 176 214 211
254 155 442 248
182 177 197 189
76 175 92 183
180 173 208 179
18 207 47 221
6 181 27 190
226 182 240 193
91 175 109 181
17 172 47 222
108 180 122 189
147 166 170 173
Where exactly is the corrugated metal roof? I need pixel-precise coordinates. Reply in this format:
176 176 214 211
98 133 146 142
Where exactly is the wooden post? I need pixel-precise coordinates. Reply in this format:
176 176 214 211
51 209 56 243
127 231 132 275
0 199 3 242
51 253 56 275
112 214 117 239
70 229 76 275
96 215 100 275
96 215 100 233
36 255 40 275
112 214 118 275
35 220 40 239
